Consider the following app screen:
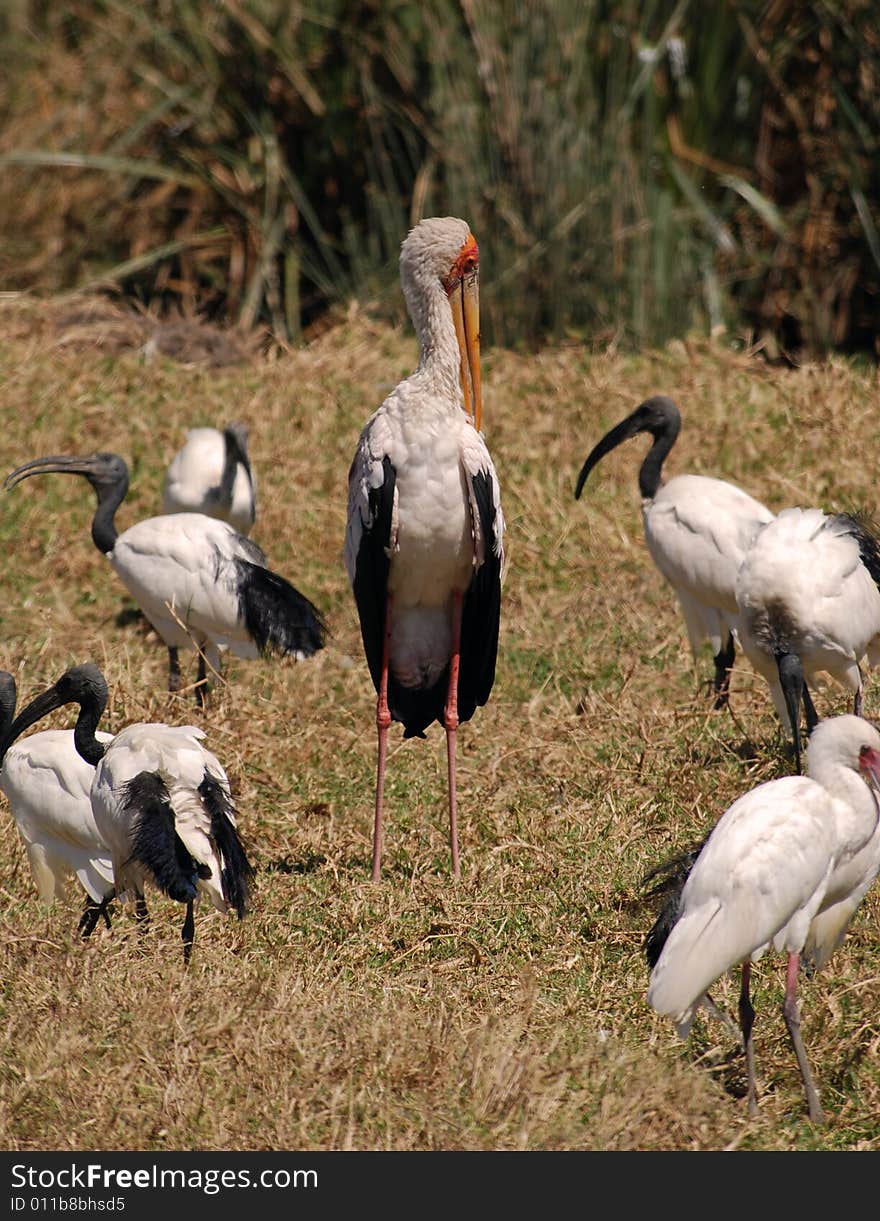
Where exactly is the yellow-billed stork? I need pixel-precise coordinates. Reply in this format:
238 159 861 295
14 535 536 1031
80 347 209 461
345 216 504 881
735 507 880 771
647 713 880 1124
575 396 774 706
163 423 257 536
3 663 254 960
5 451 327 704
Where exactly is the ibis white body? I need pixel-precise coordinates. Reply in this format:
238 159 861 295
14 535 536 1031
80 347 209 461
648 714 880 1036
645 472 774 659
163 425 256 536
110 513 273 667
735 506 880 723
90 721 237 913
1 727 114 903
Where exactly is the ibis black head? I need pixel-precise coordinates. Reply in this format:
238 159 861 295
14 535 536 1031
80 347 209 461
5 452 130 498
0 663 109 767
224 423 251 467
574 395 682 501
5 453 130 554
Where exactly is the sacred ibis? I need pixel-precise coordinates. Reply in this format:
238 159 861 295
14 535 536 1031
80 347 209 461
646 713 880 1123
163 423 257 536
574 395 774 706
735 507 880 771
3 663 254 960
0 669 114 932
5 451 327 704
345 216 504 881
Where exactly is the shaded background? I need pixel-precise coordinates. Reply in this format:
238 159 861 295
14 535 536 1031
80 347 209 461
1 0 877 355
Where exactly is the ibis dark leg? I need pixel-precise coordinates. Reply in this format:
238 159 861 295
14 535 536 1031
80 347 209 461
443 590 463 880
195 651 208 708
371 595 393 883
168 647 181 693
712 633 736 709
777 653 805 773
783 951 825 1124
181 899 195 963
853 671 864 718
79 890 115 939
738 961 758 1116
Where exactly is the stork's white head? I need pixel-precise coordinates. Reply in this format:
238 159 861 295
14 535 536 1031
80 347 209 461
400 217 482 430
400 217 475 294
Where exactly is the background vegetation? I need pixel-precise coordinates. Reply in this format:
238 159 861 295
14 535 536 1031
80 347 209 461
1 0 878 352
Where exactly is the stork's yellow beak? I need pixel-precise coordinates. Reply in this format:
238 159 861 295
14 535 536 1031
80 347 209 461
446 236 482 433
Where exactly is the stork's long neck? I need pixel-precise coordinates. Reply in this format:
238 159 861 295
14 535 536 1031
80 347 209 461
89 478 127 554
638 427 677 500
409 281 463 408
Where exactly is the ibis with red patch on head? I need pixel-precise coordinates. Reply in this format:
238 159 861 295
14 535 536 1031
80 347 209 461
646 713 880 1124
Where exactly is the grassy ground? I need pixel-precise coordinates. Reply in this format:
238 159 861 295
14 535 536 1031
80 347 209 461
0 296 878 1151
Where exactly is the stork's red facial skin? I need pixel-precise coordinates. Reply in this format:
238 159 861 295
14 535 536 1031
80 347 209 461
443 235 479 295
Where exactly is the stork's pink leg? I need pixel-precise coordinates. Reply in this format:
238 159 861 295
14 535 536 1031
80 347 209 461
444 591 463 879
783 951 825 1124
371 595 393 882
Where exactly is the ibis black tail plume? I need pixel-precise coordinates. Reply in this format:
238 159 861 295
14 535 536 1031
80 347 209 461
123 772 198 904
641 842 706 968
236 561 328 659
197 771 254 919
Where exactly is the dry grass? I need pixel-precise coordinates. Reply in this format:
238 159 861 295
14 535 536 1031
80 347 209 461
1 294 879 1151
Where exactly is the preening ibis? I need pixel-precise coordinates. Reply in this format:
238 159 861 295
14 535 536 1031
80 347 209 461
735 507 880 771
163 423 257 536
3 663 254 960
345 216 504 881
646 713 880 1123
0 670 114 930
5 452 327 704
574 396 774 706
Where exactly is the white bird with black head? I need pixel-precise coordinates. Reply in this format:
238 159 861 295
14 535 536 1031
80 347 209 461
646 713 880 1124
163 423 257 536
0 669 114 932
345 216 504 881
735 506 880 771
2 663 254 960
5 451 326 704
574 396 774 706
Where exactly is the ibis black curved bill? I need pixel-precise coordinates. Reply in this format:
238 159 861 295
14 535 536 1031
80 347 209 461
574 396 681 502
